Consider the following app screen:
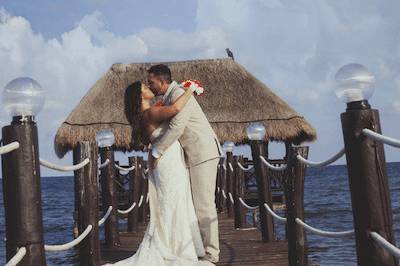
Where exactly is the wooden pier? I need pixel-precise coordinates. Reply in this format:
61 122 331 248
101 214 290 266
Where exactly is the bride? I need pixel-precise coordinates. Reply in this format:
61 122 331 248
103 81 213 266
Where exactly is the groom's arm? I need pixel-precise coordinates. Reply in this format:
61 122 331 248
151 88 193 158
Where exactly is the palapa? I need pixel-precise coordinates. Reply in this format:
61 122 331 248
54 58 316 158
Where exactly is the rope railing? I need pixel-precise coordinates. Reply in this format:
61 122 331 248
228 163 234 172
370 232 400 258
259 156 287 171
98 206 113 226
264 203 287 223
99 159 110 169
362 129 400 148
117 202 137 215
44 225 93 252
228 192 235 204
295 218 354 238
5 247 26 266
221 190 227 199
115 164 135 172
238 197 259 210
39 158 90 171
237 162 254 171
142 170 148 180
137 195 144 208
296 148 345 167
0 141 20 155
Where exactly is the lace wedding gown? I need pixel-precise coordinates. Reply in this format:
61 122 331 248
103 125 212 266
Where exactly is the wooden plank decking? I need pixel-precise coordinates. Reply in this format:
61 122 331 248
101 214 289 265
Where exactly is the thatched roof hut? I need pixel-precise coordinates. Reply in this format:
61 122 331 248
54 58 316 158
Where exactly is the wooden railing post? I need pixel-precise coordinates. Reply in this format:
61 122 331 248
127 156 141 232
99 146 120 248
233 155 247 229
1 116 46 265
285 145 308 266
250 140 275 242
73 141 100 266
137 157 148 224
341 101 397 266
215 161 221 211
226 151 234 217
217 158 225 213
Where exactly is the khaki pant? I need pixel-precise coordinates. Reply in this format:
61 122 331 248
189 157 220 261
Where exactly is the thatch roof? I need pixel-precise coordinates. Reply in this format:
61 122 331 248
54 58 316 158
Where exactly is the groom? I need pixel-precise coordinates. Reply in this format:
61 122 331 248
147 64 222 263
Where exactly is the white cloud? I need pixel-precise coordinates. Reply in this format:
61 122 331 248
0 8 229 174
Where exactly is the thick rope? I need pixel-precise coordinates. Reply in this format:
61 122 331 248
98 206 113 226
44 225 92 251
0 141 20 155
99 159 110 169
5 247 26 266
222 164 227 171
259 156 287 171
142 170 148 180
238 197 259 210
115 164 135 172
296 148 345 167
370 232 400 258
118 202 136 215
221 190 227 199
237 162 254 171
137 195 144 207
295 218 354 238
264 203 287 223
40 158 90 171
228 163 234 172
228 192 235 204
362 129 400 148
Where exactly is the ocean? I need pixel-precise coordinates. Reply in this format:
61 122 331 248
1 162 400 265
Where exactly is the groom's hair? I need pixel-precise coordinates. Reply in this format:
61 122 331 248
147 64 172 83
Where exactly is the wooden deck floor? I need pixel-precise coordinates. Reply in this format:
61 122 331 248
101 214 289 265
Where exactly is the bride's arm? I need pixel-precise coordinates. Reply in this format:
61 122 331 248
147 88 193 123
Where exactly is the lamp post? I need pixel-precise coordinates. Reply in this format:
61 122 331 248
1 77 46 265
96 129 120 248
337 64 396 266
223 141 235 217
246 122 275 242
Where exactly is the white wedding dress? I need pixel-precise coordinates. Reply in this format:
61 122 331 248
103 125 212 266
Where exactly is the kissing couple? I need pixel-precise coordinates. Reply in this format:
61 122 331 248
104 64 222 265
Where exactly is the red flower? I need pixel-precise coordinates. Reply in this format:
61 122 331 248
183 81 192 88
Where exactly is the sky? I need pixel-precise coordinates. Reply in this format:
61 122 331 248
1 0 400 177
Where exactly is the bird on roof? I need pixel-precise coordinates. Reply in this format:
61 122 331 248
225 48 235 61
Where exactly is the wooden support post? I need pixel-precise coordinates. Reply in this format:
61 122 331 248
285 145 308 266
137 157 148 224
250 140 275 242
233 156 247 229
341 101 397 266
226 151 234 217
99 146 120 248
73 141 100 266
127 156 140 232
217 158 225 213
1 116 46 265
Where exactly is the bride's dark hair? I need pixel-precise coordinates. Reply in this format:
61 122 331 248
124 81 147 150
